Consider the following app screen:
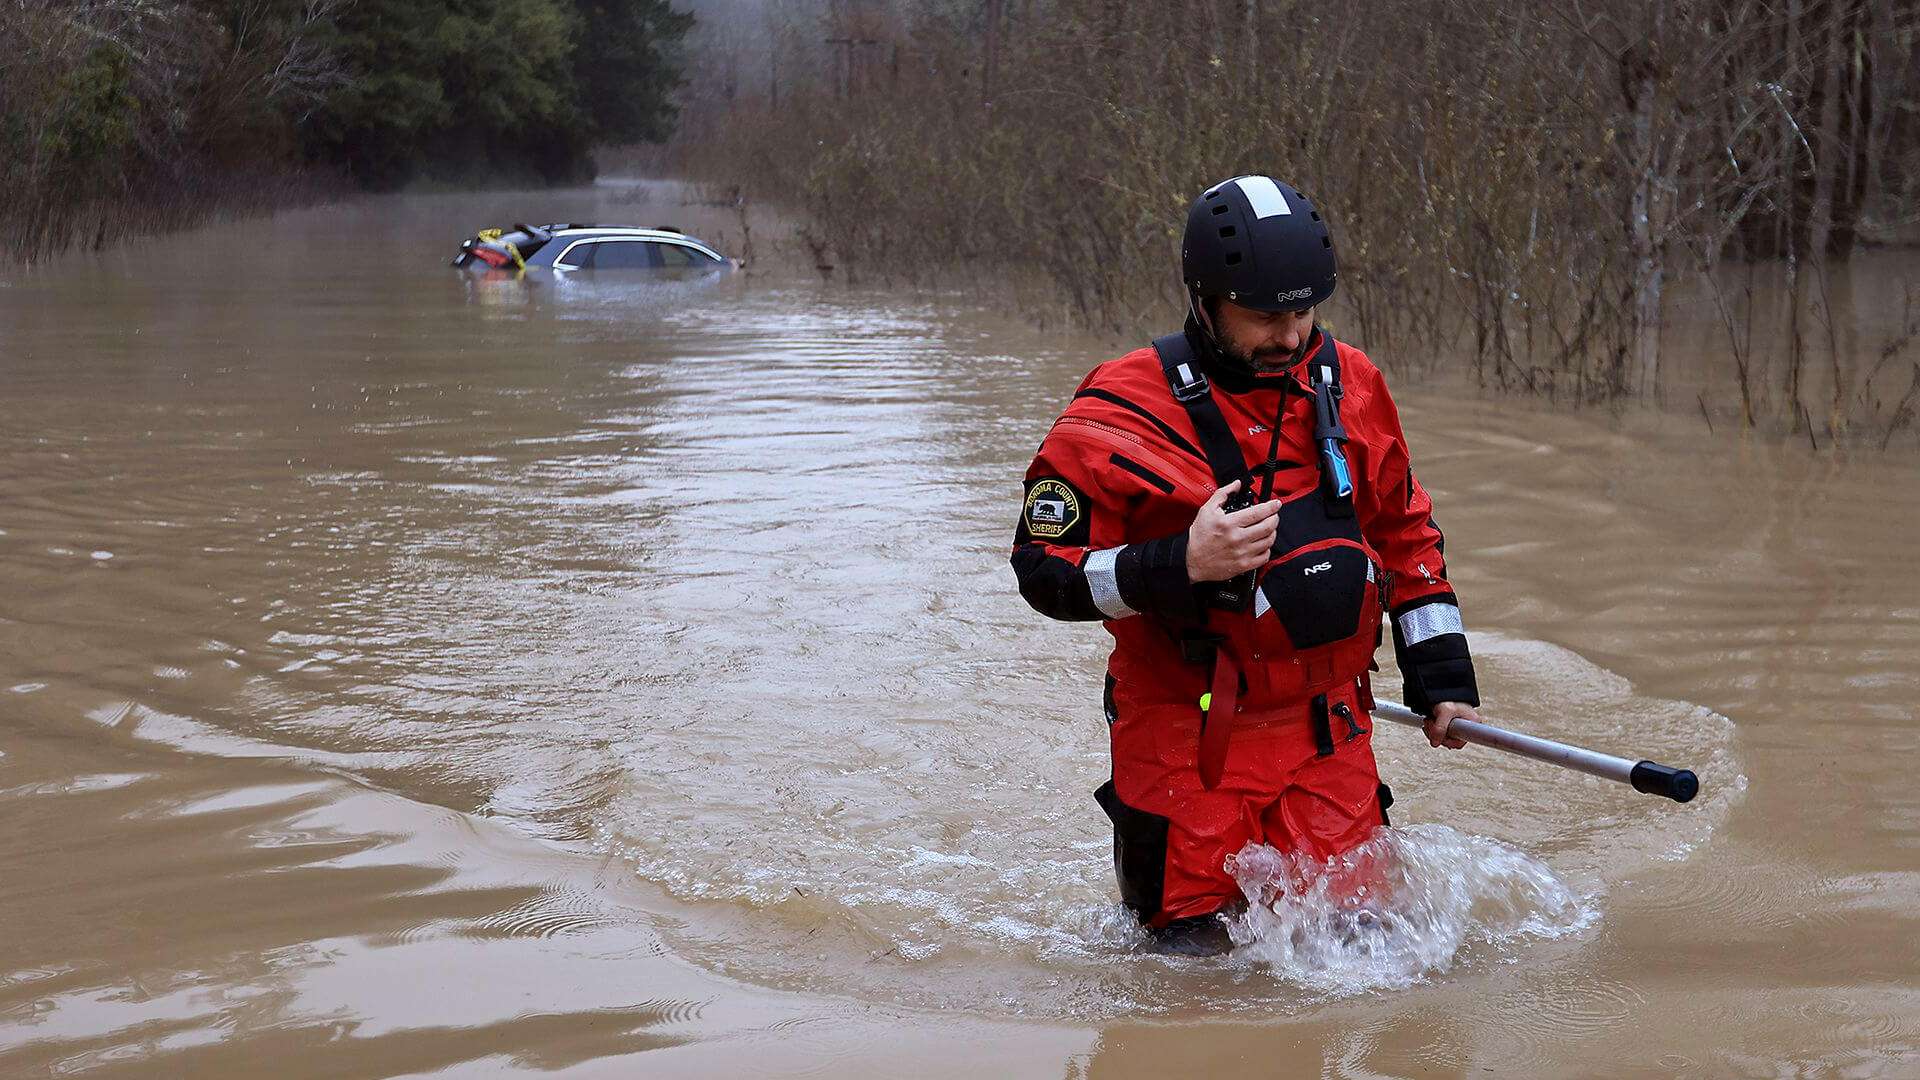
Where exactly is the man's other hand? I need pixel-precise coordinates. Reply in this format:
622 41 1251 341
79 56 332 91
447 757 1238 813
1424 701 1476 749
1185 481 1282 583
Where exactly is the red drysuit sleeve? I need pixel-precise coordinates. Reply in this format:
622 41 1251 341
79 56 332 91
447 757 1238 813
1009 378 1201 624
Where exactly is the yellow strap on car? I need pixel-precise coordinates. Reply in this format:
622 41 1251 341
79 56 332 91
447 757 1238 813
472 229 526 269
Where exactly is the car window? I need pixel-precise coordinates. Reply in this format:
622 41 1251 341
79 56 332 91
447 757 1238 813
587 241 659 269
660 243 719 267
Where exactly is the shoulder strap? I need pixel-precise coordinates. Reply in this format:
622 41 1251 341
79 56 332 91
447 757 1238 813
1151 331 1253 491
1306 330 1340 390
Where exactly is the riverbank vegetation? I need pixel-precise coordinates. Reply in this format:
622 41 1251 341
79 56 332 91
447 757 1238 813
678 0 1920 442
1 0 690 263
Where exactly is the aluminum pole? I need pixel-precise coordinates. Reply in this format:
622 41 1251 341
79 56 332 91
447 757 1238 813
1372 699 1698 803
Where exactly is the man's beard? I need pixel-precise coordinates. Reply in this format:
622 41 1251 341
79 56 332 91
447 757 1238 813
1224 339 1306 373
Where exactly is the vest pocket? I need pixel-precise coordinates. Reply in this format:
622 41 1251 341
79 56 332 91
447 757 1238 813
1259 541 1375 650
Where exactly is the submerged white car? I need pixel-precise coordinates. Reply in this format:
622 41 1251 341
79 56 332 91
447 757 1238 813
453 224 738 273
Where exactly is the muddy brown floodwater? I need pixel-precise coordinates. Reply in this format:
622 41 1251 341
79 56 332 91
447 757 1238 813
1 182 1916 1078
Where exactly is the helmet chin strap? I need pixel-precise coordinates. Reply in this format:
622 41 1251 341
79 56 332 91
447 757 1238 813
1189 290 1219 345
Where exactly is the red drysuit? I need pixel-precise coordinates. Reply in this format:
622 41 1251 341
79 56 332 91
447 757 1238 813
1012 325 1477 926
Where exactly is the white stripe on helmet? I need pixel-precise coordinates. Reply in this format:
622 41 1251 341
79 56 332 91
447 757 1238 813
1232 176 1292 219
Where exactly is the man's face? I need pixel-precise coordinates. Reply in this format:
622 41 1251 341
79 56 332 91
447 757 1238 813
1213 300 1316 372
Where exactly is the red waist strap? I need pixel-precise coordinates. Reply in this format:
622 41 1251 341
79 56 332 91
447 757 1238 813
1198 649 1240 789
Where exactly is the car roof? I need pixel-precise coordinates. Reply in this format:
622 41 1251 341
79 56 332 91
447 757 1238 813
543 226 726 262
545 224 695 240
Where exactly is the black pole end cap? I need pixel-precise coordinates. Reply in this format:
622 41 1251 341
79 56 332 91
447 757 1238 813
1631 761 1700 803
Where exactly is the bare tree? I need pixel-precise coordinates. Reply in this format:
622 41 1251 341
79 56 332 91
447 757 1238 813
675 0 1920 439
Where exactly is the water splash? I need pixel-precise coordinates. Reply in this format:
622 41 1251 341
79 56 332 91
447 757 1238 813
1225 823 1592 993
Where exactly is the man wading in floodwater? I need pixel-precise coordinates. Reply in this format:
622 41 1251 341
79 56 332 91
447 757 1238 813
1010 176 1481 954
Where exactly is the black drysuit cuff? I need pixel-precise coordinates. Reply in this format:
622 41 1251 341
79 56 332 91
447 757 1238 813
1390 599 1479 715
1115 533 1202 622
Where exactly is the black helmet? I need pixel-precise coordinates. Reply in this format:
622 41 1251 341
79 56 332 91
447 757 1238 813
1182 175 1336 313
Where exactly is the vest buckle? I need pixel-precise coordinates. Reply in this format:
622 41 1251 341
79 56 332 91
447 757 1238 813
1178 629 1225 666
1168 361 1211 402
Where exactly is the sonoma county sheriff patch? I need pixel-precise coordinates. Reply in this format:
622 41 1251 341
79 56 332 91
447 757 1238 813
1019 477 1088 545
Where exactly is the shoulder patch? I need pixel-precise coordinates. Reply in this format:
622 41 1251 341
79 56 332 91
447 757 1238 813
1017 476 1090 546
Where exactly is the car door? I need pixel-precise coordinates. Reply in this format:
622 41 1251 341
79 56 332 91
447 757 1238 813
554 239 645 270
657 242 721 269
579 239 660 270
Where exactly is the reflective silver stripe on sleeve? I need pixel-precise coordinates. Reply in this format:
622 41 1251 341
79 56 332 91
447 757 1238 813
1397 603 1464 646
1084 547 1136 619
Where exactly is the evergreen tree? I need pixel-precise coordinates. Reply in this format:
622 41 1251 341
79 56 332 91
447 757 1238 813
573 0 692 146
306 0 690 188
